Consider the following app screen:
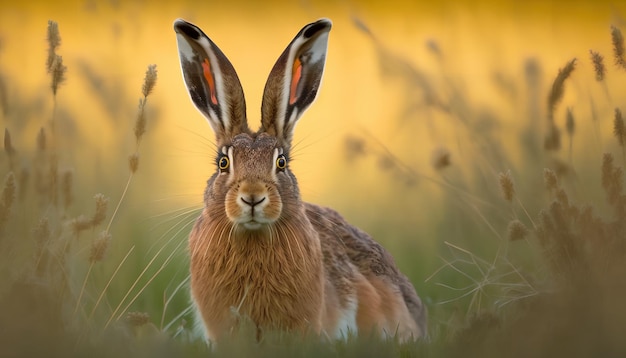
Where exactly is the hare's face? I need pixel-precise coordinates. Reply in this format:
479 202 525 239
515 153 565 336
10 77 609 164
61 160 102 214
175 18 330 229
208 133 299 231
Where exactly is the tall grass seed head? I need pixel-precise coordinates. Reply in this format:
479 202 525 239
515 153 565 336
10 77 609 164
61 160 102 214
614 108 625 146
141 64 157 98
547 58 576 120
589 50 606 81
50 55 67 96
90 231 111 263
499 170 515 203
508 220 530 241
46 20 61 72
90 193 109 227
611 25 626 69
134 99 147 143
543 168 558 191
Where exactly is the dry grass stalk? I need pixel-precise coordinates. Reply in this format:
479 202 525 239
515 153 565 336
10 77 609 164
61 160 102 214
614 108 626 164
0 172 16 230
565 108 575 138
37 127 47 152
344 135 366 161
612 26 626 70
4 128 16 172
129 153 139 173
61 169 73 209
4 128 14 156
33 217 51 276
499 170 515 203
589 50 606 81
566 108 575 161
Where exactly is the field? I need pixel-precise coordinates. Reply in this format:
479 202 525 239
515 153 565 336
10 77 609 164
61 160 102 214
1 1 626 357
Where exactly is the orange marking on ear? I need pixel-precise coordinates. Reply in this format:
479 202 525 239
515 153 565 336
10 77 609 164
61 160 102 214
202 58 218 105
289 58 302 105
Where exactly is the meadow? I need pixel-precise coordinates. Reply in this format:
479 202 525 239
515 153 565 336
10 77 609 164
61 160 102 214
1 1 626 357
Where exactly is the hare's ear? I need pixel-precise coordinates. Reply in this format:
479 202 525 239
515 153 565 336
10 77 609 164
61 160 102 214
174 19 249 141
260 19 331 149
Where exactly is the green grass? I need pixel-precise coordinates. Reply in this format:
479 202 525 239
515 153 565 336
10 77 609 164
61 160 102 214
2 15 626 358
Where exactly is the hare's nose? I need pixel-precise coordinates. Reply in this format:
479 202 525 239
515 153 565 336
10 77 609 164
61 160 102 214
240 195 266 208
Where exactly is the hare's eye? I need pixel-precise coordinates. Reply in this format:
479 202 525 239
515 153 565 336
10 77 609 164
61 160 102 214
218 156 230 171
276 155 287 170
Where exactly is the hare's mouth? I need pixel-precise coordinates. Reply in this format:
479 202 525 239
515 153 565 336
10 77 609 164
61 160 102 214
242 220 264 230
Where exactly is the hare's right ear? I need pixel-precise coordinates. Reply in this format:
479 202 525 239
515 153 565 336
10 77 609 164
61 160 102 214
260 19 332 150
174 19 249 141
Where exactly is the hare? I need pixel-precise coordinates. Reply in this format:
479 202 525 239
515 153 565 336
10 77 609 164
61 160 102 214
174 18 427 343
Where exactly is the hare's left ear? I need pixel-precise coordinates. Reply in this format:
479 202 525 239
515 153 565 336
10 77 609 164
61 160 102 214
260 19 331 149
174 19 249 142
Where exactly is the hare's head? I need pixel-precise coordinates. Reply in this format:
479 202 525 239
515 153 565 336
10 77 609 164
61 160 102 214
174 19 331 231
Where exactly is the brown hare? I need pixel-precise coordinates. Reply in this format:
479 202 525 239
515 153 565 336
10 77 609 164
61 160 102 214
174 18 426 343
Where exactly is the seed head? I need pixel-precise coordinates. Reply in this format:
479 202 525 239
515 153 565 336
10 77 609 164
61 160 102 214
498 170 515 203
46 20 61 72
50 55 67 96
134 99 147 144
611 26 626 70
547 58 576 121
589 50 606 81
90 231 111 263
508 220 529 241
544 168 558 191
614 108 625 147
142 64 158 98
126 312 151 327
90 193 109 227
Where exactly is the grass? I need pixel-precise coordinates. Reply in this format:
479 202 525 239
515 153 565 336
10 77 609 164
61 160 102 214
2 12 626 358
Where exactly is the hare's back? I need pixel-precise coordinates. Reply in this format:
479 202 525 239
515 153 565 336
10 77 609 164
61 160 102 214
304 203 427 335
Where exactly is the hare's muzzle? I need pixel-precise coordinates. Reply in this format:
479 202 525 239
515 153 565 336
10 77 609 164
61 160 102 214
225 180 282 230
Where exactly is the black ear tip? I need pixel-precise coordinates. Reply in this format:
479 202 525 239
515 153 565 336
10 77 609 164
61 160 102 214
303 18 332 38
174 19 201 40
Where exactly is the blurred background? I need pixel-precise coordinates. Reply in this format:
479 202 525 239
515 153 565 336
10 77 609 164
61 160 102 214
2 0 626 356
